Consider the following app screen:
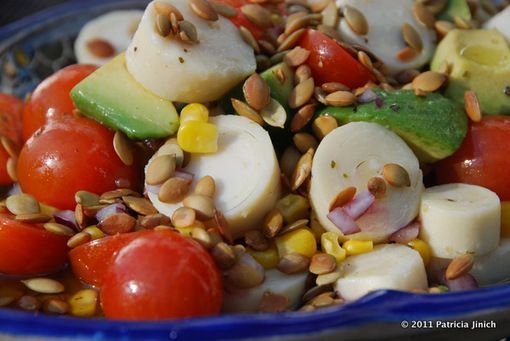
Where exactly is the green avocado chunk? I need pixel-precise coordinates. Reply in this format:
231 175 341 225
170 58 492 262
260 63 294 111
439 0 471 22
70 53 179 140
317 89 468 163
430 29 510 115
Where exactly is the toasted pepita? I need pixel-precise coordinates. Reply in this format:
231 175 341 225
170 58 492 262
464 91 482 123
243 73 270 111
289 77 314 109
6 194 39 215
343 5 368 35
231 98 264 125
383 163 411 187
401 22 423 51
291 103 316 132
189 0 218 21
260 98 287 128
293 133 318 153
146 154 177 185
22 278 64 294
241 4 272 27
290 148 314 191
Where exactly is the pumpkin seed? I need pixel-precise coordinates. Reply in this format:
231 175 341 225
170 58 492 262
321 82 350 93
195 175 216 198
97 213 137 235
278 218 309 235
413 2 435 29
314 86 328 105
160 139 185 167
315 271 342 286
183 194 215 220
260 98 287 128
101 188 140 201
231 98 264 125
302 284 334 303
312 115 338 140
146 154 176 185
310 253 336 275
170 12 180 35
308 0 330 12
396 46 418 62
67 231 91 248
82 226 105 240
412 71 446 92
113 131 134 166
464 91 482 123
241 4 272 27
453 15 472 29
22 278 64 294
277 28 306 52
401 22 423 51
434 20 455 37
87 39 115 58
294 64 312 84
191 227 213 248
367 176 387 198
383 163 411 187
310 292 336 307
139 213 172 229
6 194 39 215
285 13 313 35
189 0 218 21
225 253 265 289
258 39 276 55
291 103 316 132
317 24 342 41
258 292 289 313
1 136 18 158
269 50 288 65
211 2 236 17
446 254 475 280
179 20 199 43
44 222 75 237
75 190 100 207
291 148 314 191
293 133 318 153
277 253 310 274
243 73 270 111
289 77 314 109
156 13 171 37
43 299 69 314
213 210 234 245
425 0 447 14
262 208 284 238
325 90 356 107
154 2 184 20
343 5 368 35
245 230 270 251
17 295 40 311
6 157 17 182
283 46 310 67
122 196 158 215
239 26 260 53
158 177 192 203
171 207 196 228
357 50 373 71
211 242 237 269
321 1 338 27
329 186 356 211
15 213 51 223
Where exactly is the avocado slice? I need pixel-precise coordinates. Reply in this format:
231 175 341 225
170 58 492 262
71 53 179 139
260 63 294 111
439 0 471 22
317 89 467 163
430 29 510 115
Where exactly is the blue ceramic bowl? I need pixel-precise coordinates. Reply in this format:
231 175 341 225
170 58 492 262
1 1 510 340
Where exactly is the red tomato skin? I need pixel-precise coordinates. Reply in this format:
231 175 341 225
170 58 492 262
0 94 23 185
17 114 139 210
100 230 222 320
0 214 69 275
22 64 97 141
69 231 151 287
435 116 510 200
299 29 376 88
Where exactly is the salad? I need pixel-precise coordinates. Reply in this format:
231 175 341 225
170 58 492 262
0 0 509 322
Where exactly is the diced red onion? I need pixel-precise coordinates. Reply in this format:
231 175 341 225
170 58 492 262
96 203 126 222
357 89 378 104
343 191 375 220
327 207 361 235
389 221 420 244
444 273 478 292
53 210 78 231
145 183 162 195
174 169 194 181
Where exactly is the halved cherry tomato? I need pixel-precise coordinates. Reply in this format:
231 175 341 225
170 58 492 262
0 94 23 185
17 114 139 210
0 214 69 275
435 116 510 200
22 64 97 141
100 230 222 320
299 29 376 88
69 231 151 287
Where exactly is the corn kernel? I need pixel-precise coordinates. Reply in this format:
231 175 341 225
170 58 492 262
321 231 346 262
69 289 98 317
177 121 218 153
82 226 104 240
176 221 204 237
342 240 373 256
501 202 510 237
180 103 209 124
408 239 431 266
248 243 279 269
275 228 317 258
275 194 310 223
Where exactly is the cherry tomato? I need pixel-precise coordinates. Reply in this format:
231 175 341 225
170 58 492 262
17 114 139 210
0 94 23 185
22 64 97 141
0 214 69 275
435 116 510 200
69 231 150 287
299 29 376 88
100 230 222 320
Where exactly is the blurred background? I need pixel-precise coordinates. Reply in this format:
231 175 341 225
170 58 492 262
0 0 67 26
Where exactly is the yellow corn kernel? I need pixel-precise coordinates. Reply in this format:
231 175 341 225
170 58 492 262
275 194 310 223
275 228 317 258
69 289 98 317
408 239 432 266
177 120 218 153
176 221 205 237
501 202 510 237
321 231 346 262
82 226 104 240
180 103 209 124
248 243 279 269
342 240 373 256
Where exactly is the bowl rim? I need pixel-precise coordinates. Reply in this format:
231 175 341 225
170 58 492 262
1 0 510 339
